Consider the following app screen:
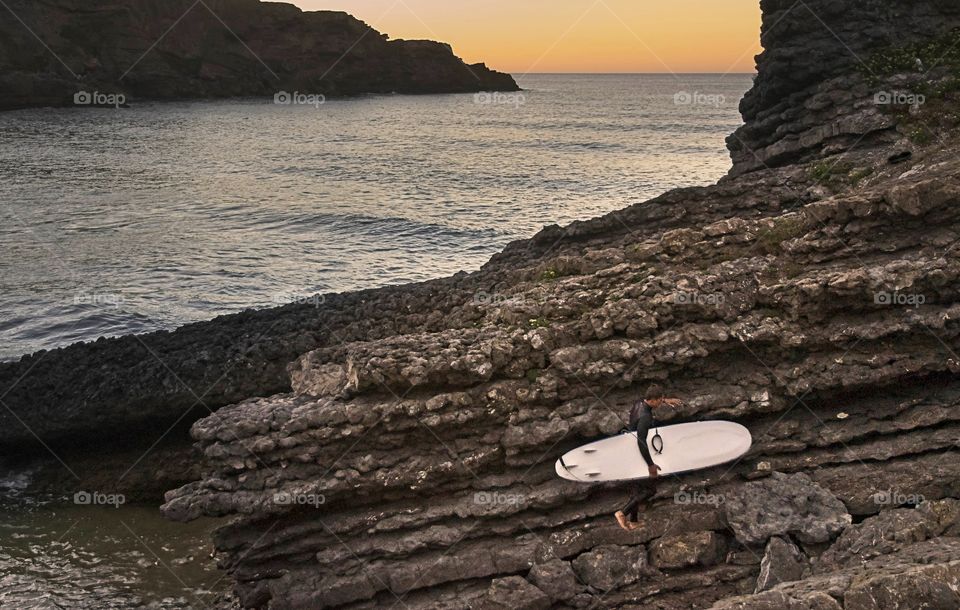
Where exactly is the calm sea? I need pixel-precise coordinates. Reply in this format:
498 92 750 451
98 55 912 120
0 74 752 361
0 73 752 606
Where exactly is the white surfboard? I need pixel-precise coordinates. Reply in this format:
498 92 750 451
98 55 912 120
555 421 752 482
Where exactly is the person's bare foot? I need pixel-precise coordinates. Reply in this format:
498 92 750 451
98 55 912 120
625 519 642 531
615 511 630 531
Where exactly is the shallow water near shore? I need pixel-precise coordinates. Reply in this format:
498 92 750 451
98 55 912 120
0 494 226 608
0 73 751 361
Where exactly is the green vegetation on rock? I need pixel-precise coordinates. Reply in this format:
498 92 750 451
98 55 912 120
756 216 808 255
809 161 873 190
863 28 960 83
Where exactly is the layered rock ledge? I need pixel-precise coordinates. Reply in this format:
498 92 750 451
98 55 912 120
161 134 960 606
3 0 960 607
0 0 518 111
728 0 960 175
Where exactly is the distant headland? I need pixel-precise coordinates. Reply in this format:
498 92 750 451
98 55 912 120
0 0 519 111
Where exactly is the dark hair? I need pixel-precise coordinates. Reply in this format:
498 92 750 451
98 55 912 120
645 384 665 400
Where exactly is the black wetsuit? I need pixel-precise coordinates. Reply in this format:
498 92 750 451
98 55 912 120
621 399 658 521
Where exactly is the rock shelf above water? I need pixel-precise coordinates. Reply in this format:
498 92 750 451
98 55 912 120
4 0 960 607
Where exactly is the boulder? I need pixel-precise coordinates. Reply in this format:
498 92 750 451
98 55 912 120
818 500 960 570
724 473 852 545
484 576 550 610
528 559 582 602
571 544 647 592
756 537 806 593
649 531 726 569
712 539 960 610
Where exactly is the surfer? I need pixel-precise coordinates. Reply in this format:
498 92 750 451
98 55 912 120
615 384 685 531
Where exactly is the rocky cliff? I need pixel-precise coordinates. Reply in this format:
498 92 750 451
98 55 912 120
154 0 960 606
728 0 960 175
159 140 960 608
0 0 517 111
4 0 960 608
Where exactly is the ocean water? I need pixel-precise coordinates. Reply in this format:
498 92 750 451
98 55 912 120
0 492 225 608
0 74 751 361
0 74 752 606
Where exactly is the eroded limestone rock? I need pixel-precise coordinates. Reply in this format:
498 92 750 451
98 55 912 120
649 531 726 570
724 473 852 546
756 537 806 593
570 544 647 592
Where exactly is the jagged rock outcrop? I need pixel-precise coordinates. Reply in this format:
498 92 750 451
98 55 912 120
0 0 517 111
160 131 960 606
815 499 960 571
755 537 806 593
713 537 960 609
728 0 960 175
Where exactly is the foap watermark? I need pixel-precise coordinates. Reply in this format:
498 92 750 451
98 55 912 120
874 90 926 106
73 292 124 308
874 291 926 308
473 291 531 308
873 489 925 506
673 291 725 307
474 491 525 506
274 91 326 109
271 293 326 308
674 490 725 507
74 490 126 508
273 491 326 508
474 91 526 108
74 91 126 108
674 91 726 108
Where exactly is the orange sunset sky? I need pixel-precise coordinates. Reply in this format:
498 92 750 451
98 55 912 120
289 0 763 74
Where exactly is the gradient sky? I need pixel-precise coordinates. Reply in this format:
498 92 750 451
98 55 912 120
289 1 762 73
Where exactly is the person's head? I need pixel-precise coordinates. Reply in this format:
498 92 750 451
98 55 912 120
645 384 665 405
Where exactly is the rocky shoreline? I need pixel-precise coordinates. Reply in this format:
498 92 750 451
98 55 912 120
0 0 518 111
4 0 960 607
159 137 960 607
